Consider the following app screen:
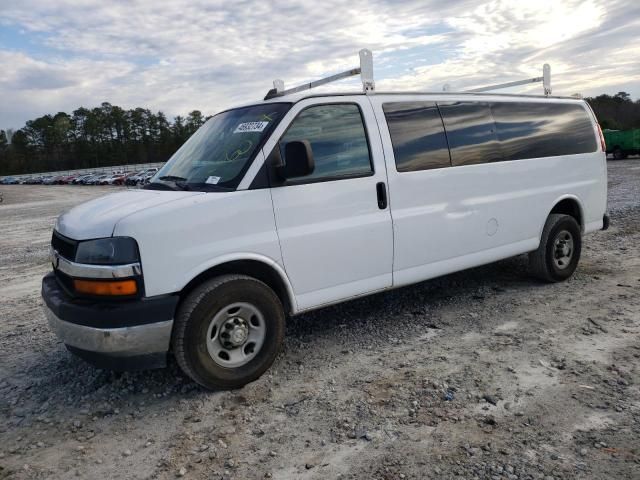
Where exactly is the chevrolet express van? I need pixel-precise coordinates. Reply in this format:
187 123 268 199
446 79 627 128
42 89 609 389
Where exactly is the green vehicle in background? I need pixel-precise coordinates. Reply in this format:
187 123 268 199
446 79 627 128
604 129 640 159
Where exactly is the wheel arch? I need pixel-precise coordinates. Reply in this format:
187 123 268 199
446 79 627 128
178 254 297 315
546 195 584 234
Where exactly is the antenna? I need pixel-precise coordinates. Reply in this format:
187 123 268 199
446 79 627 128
264 49 375 100
466 64 552 96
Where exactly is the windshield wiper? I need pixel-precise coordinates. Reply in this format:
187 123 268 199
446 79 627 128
158 175 188 182
186 182 233 192
149 176 231 192
144 181 183 191
154 175 190 191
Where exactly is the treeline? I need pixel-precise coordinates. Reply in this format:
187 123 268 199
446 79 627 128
0 102 208 175
2 92 640 175
585 91 640 131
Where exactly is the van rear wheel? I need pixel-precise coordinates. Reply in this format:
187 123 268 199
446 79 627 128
529 214 582 282
172 274 285 390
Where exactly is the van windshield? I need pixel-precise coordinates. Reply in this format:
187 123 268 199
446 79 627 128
149 103 291 191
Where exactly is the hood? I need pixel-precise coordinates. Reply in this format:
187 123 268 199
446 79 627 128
56 189 203 240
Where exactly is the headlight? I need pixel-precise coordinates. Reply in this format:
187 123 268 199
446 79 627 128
75 237 139 265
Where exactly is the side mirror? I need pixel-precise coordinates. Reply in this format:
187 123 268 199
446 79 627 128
279 140 315 179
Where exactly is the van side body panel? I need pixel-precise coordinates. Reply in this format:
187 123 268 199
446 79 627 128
369 94 606 288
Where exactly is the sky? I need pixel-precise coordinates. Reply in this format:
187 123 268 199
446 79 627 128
1 0 639 130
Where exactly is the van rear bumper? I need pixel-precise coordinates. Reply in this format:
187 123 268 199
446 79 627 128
42 273 178 370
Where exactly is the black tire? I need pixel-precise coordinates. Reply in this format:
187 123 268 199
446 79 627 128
613 147 624 160
172 274 285 390
529 214 582 282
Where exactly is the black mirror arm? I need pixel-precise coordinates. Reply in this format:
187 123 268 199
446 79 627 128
269 146 284 169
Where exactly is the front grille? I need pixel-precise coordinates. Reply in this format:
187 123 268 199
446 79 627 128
51 231 78 261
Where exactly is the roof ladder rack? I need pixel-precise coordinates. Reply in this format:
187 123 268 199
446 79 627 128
264 49 375 100
466 64 552 96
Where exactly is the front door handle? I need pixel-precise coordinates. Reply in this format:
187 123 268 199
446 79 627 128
376 182 387 210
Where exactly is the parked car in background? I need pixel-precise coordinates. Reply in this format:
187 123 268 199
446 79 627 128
125 169 151 186
136 169 158 185
122 171 140 185
81 175 99 184
57 175 77 184
124 171 140 185
112 173 128 185
604 128 640 159
99 173 125 185
2 166 161 187
87 174 109 185
77 174 94 184
72 174 91 184
136 168 159 185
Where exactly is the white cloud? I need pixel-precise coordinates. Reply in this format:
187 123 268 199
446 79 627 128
0 0 638 128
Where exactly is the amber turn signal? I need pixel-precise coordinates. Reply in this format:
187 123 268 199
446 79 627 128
73 279 138 296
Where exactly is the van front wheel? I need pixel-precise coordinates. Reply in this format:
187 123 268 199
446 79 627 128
172 274 285 390
529 214 582 282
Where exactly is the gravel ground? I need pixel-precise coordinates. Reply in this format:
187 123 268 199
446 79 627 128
0 162 639 480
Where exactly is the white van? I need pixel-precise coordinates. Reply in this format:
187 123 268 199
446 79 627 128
42 57 609 389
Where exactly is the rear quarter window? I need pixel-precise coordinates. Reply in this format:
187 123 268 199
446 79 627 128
490 102 597 160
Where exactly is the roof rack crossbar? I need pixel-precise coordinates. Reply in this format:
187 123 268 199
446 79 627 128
264 49 374 100
466 64 552 96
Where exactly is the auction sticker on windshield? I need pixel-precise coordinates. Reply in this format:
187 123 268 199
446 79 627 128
234 121 269 133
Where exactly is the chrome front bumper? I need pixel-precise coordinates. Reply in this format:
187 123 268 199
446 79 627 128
44 304 173 357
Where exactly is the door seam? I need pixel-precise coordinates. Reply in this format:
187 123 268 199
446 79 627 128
366 95 397 286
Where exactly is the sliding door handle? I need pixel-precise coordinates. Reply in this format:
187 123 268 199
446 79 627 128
376 182 387 210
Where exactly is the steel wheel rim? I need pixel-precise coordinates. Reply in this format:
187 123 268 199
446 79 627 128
552 230 574 270
206 302 266 368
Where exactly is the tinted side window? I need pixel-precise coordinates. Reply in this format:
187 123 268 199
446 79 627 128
279 104 372 182
382 102 451 172
438 102 502 166
490 102 597 160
